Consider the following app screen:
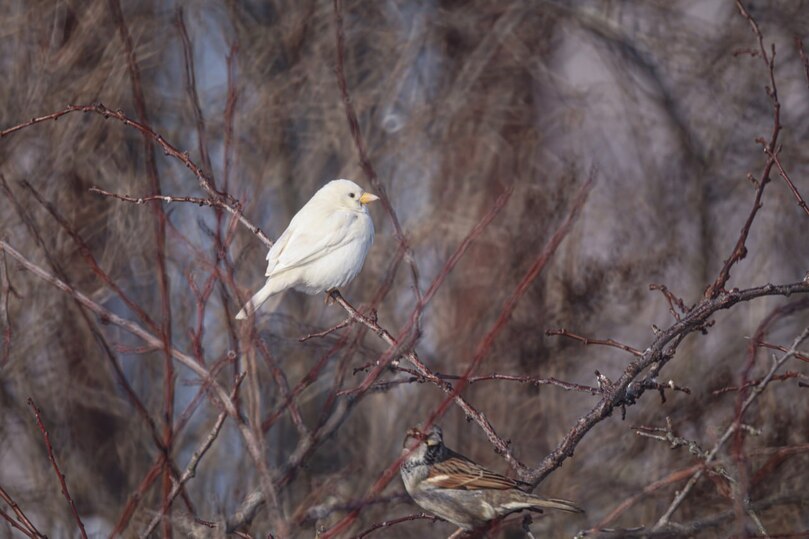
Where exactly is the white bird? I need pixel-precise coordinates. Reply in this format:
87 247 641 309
235 179 379 319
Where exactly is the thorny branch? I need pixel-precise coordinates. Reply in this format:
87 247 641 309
704 1 782 300
535 282 809 487
653 327 809 529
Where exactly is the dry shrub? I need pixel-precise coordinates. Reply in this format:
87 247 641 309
0 1 807 537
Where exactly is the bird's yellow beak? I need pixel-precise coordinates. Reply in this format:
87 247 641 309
359 192 379 205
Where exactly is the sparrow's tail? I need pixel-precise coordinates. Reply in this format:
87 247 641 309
528 496 584 514
503 492 584 514
235 281 282 320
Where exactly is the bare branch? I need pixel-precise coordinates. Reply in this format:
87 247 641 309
649 283 690 321
140 373 246 538
0 241 284 531
761 145 809 218
332 0 422 303
0 103 272 247
546 328 643 357
27 398 88 539
653 326 809 528
0 486 45 538
705 1 782 299
353 513 440 538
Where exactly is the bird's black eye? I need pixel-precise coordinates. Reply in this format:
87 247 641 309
348 193 356 199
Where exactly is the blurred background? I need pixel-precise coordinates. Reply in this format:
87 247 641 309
1 0 808 537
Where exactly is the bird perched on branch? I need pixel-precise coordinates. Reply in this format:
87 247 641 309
235 179 378 319
400 426 583 533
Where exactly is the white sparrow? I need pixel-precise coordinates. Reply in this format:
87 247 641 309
400 426 583 532
235 179 378 319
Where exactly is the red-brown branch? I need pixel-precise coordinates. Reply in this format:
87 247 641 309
353 513 440 538
704 1 782 299
27 398 88 539
0 103 271 247
0 486 45 538
796 37 809 90
546 327 643 357
592 464 703 530
332 0 422 302
757 340 809 363
649 283 690 321
762 145 809 218
713 371 804 395
106 3 176 531
318 176 593 538
0 250 14 366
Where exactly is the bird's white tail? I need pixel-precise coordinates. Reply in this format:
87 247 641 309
235 281 282 319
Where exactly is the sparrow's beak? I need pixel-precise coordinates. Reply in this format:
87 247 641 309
359 192 379 205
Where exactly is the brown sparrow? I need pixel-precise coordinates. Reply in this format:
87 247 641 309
400 426 583 533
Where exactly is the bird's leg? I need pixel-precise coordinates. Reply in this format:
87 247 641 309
324 288 338 305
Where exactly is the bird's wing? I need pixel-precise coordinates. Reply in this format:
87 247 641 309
264 227 293 275
266 210 357 277
424 454 522 491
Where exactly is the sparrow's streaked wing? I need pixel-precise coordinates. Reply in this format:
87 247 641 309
424 455 523 491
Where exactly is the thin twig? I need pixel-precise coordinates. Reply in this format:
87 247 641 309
712 370 805 395
546 328 643 357
175 7 214 177
338 371 601 397
0 250 14 366
589 464 703 531
0 103 272 247
653 326 809 528
796 37 809 90
299 317 355 342
0 486 45 538
761 145 809 217
27 398 88 539
705 1 782 299
332 0 422 303
649 283 690 321
140 373 246 538
0 241 284 529
757 340 809 363
0 507 36 539
5 177 199 532
353 513 440 538
588 493 806 538
106 4 178 530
